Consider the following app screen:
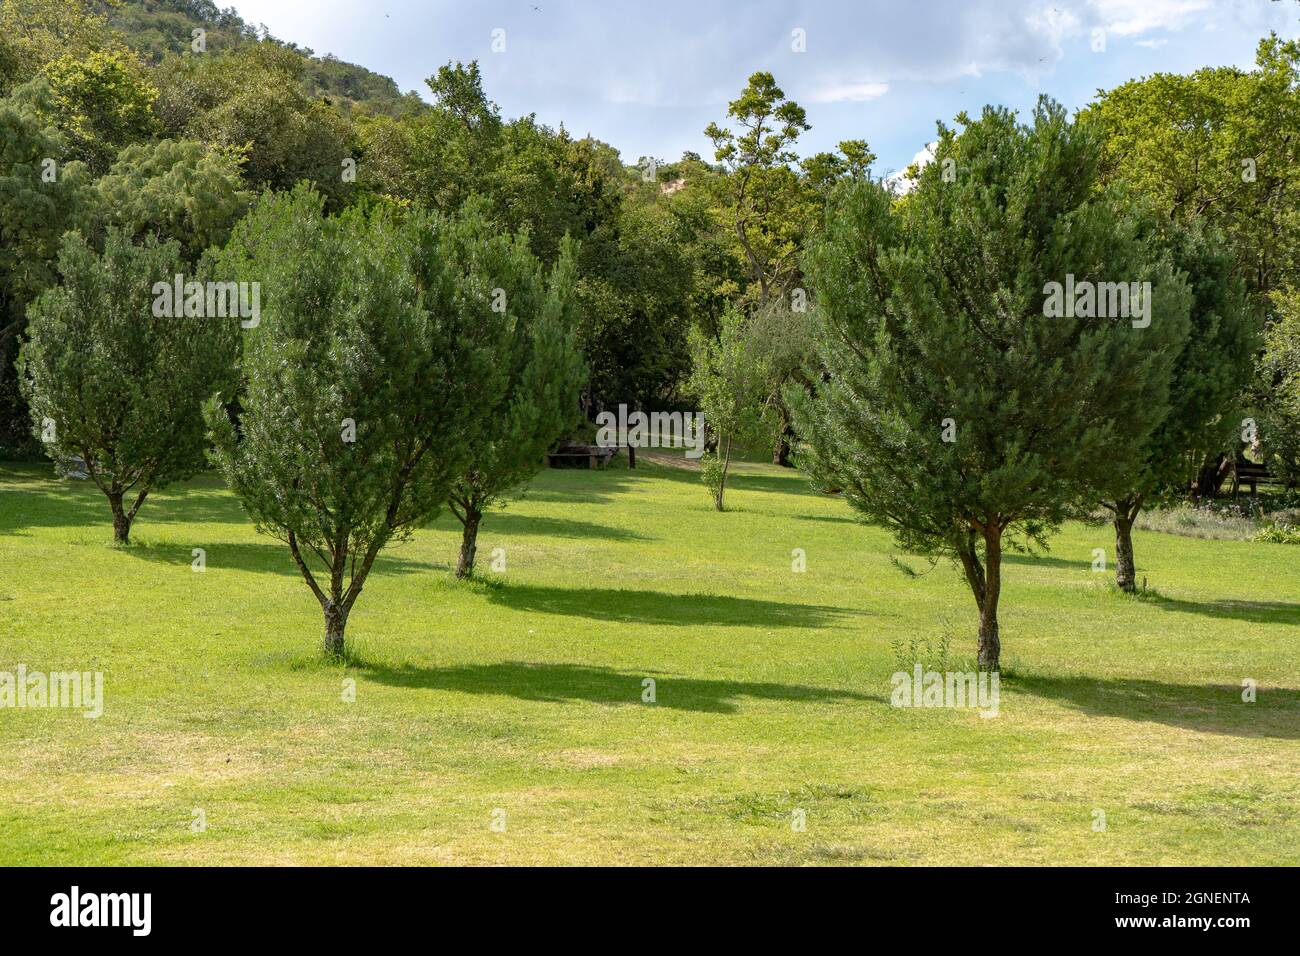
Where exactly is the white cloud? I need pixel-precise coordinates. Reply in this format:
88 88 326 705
805 81 890 103
884 142 938 195
1089 0 1212 37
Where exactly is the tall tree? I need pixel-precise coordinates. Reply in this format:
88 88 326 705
19 229 238 543
206 190 524 657
1088 35 1300 304
152 42 352 204
1095 218 1257 591
1088 35 1300 495
448 222 583 578
0 0 114 95
792 101 1191 670
705 71 811 307
0 79 87 449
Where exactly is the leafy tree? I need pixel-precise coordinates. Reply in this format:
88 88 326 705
687 307 771 511
801 140 875 200
1089 35 1300 495
206 191 512 657
93 138 250 261
743 299 819 466
153 42 352 203
792 101 1191 670
1095 219 1257 591
705 72 812 307
355 61 501 215
1088 35 1300 303
18 229 238 543
0 0 114 95
448 222 583 578
0 79 87 449
576 184 694 413
1257 287 1300 488
40 48 158 174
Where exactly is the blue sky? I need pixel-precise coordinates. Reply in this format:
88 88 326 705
227 0 1300 177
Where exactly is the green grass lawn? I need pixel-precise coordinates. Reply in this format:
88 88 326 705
1 456 1297 865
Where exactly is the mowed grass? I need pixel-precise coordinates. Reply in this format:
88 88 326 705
1 456 1297 866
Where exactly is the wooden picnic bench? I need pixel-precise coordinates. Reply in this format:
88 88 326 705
1233 457 1272 496
547 442 619 469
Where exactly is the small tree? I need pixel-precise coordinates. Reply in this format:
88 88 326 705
1096 220 1257 591
206 190 526 657
792 101 1190 670
448 220 584 578
19 229 238 543
744 299 819 466
687 307 770 511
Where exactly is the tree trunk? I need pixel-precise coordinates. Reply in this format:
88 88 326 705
958 526 1002 671
1114 516 1136 594
714 435 732 511
322 600 348 659
456 506 482 579
772 417 792 467
1112 496 1143 594
977 528 1002 672
107 491 131 545
1192 453 1230 499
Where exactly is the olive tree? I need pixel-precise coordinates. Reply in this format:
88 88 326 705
19 229 238 543
687 307 771 512
792 101 1191 670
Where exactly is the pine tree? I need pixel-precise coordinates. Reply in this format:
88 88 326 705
792 101 1192 669
1096 219 1257 591
19 229 238 543
447 208 584 578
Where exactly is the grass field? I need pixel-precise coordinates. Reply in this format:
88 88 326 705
1 456 1297 865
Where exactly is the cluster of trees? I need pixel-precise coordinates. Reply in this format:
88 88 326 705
3 1 1297 667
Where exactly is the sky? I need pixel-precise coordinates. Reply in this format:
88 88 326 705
226 0 1300 177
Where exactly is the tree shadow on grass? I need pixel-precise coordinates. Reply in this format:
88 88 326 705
0 478 108 535
793 513 860 526
357 660 883 713
121 540 438 578
474 511 651 542
1014 673 1300 739
0 469 245 534
1001 552 1089 571
514 465 646 506
1138 593 1300 627
479 581 855 629
726 471 819 497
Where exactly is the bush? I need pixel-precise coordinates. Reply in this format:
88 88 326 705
1254 523 1300 544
